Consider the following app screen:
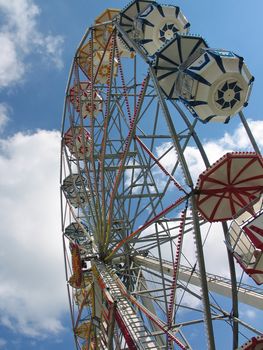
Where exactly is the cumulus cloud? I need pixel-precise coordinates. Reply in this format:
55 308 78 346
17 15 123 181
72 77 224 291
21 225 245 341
183 141 232 184
0 339 6 349
0 104 10 132
0 130 68 337
239 308 257 320
221 119 263 150
0 34 25 87
0 0 64 88
178 217 234 281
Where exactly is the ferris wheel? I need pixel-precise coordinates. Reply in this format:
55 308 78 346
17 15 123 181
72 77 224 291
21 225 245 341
60 1 263 349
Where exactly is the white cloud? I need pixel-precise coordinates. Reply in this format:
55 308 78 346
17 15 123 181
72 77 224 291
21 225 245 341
0 0 40 46
0 130 68 338
0 0 64 88
221 119 263 150
181 219 233 279
156 142 177 174
0 104 10 132
0 339 6 349
39 35 64 70
0 34 25 87
183 141 232 184
240 308 257 320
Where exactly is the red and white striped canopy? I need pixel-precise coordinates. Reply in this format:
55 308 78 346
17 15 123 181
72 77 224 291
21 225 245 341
237 335 263 350
196 152 263 222
69 81 102 118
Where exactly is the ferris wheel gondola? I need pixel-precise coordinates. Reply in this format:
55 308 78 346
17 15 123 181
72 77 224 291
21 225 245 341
135 3 190 56
195 152 263 222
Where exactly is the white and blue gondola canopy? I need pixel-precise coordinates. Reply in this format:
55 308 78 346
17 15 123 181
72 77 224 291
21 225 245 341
135 3 190 56
65 222 91 249
153 34 208 99
118 0 155 39
62 174 88 208
177 48 254 123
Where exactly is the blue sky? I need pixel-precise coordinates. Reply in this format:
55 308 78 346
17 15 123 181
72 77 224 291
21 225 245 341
0 1 263 349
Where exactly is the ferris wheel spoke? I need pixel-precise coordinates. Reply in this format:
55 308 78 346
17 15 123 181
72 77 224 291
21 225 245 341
99 35 119 246
105 76 151 247
135 135 186 193
106 195 188 261
115 43 132 124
